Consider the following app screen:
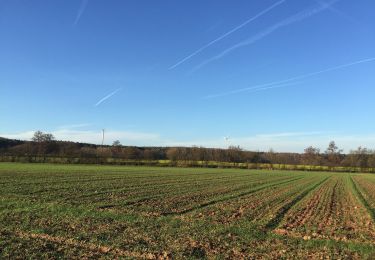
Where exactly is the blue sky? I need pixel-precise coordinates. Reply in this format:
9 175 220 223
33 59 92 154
1 0 375 152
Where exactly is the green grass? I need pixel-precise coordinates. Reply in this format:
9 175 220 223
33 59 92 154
1 162 375 259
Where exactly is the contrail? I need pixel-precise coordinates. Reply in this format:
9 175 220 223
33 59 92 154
74 0 89 26
249 82 302 93
94 88 122 107
168 0 286 70
204 57 375 99
192 0 340 72
314 0 361 26
203 81 301 99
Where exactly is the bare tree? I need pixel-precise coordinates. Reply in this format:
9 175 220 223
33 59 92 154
263 148 277 164
111 140 122 157
303 146 321 165
325 141 342 166
31 131 56 155
343 147 371 168
32 131 55 142
112 140 121 146
368 152 375 168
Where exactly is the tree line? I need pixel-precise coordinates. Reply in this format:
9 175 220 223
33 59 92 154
1 131 375 168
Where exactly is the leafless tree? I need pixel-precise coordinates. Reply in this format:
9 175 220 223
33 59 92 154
32 131 55 142
303 146 321 165
325 141 343 166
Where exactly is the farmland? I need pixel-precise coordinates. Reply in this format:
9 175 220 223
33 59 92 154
1 163 375 259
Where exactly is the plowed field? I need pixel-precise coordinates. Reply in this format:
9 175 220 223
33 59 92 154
1 163 375 259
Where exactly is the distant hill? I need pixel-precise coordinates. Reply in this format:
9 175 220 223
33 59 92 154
0 137 25 149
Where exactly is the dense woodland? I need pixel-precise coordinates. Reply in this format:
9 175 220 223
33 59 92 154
1 131 375 169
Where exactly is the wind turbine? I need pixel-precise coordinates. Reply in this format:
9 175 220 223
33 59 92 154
224 136 231 148
101 129 105 146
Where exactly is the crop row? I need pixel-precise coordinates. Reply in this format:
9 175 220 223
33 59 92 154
276 174 375 243
2 163 375 259
185 174 327 225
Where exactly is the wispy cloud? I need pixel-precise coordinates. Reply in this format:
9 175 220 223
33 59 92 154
57 123 92 130
192 0 340 72
0 129 160 146
52 129 159 145
314 0 360 25
203 81 301 99
204 57 375 99
94 88 122 107
1 131 35 141
168 0 286 70
158 132 375 153
74 0 89 26
2 130 375 153
256 131 325 138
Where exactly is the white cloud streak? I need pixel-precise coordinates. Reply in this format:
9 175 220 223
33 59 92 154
204 57 375 99
203 81 302 99
2 130 375 153
0 129 160 146
256 131 325 138
94 88 122 107
168 0 286 70
57 123 92 130
158 133 375 153
74 0 89 26
193 0 340 71
314 0 360 25
1 131 35 141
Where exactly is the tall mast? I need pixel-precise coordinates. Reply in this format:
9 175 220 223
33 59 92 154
101 129 105 146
